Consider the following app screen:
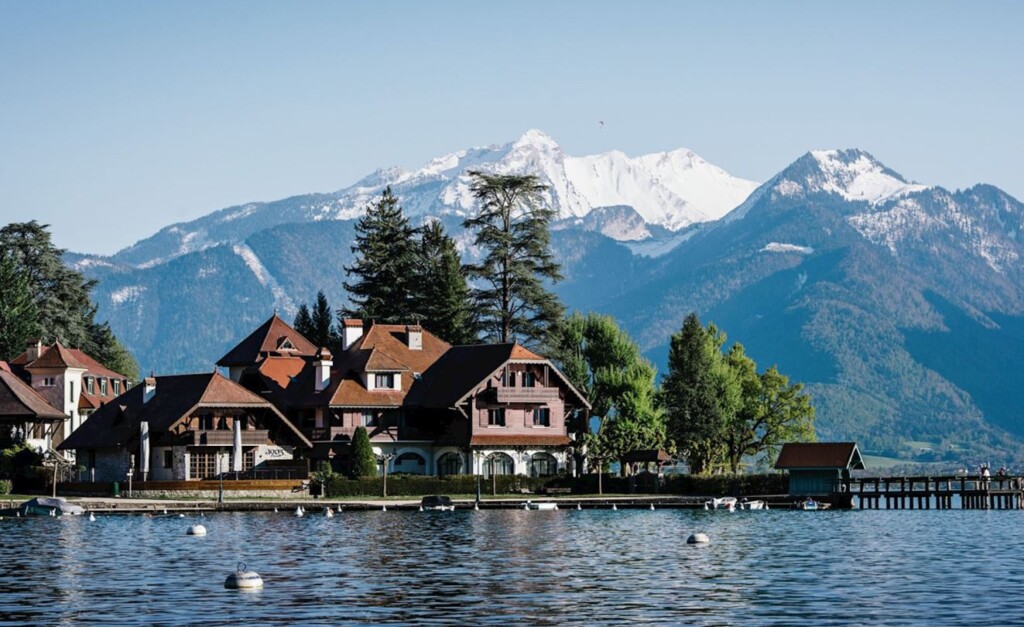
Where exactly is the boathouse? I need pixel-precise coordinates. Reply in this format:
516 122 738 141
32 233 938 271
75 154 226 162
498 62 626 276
775 442 865 496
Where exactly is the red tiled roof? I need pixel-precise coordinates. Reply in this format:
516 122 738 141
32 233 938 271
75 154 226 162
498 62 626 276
0 370 66 421
509 344 544 361
774 442 864 470
217 314 317 366
470 434 571 447
364 349 409 372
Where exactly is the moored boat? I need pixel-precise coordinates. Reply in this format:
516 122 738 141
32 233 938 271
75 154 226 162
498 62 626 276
704 497 737 511
739 499 768 510
19 497 85 517
421 495 455 511
525 501 558 511
799 498 820 511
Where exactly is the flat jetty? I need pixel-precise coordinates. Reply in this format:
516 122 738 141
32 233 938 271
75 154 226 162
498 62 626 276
849 475 1023 510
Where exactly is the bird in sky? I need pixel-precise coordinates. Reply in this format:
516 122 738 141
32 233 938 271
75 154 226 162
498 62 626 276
598 120 605 128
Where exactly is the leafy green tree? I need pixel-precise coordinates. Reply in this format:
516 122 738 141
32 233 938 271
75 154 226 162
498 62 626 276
0 221 137 377
0 252 40 361
293 304 314 339
349 426 378 479
463 172 563 346
724 344 815 472
549 312 666 475
661 313 737 475
310 291 337 348
413 221 476 345
343 187 419 322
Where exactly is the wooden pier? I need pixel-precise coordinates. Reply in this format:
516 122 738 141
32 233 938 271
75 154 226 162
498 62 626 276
847 475 1024 510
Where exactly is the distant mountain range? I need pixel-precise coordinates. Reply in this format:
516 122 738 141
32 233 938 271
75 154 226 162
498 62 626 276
65 132 1024 462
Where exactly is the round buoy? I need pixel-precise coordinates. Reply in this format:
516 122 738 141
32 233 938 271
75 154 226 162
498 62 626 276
225 562 263 590
687 533 710 545
178 513 185 518
88 513 96 521
187 524 208 536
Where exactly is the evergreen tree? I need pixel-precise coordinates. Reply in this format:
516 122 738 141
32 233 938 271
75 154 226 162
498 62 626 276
463 172 563 346
293 304 313 339
661 313 736 474
343 187 419 322
0 252 40 361
414 221 476 344
310 291 337 348
0 221 137 377
349 426 377 479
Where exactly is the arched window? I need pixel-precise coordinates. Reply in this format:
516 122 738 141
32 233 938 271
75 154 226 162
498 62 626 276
437 452 464 477
530 452 558 477
393 452 426 474
483 452 514 478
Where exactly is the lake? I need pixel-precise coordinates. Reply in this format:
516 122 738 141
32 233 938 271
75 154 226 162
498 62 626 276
2 507 1023 625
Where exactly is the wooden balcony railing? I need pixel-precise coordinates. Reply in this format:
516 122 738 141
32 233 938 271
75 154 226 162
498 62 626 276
494 386 560 403
188 429 269 446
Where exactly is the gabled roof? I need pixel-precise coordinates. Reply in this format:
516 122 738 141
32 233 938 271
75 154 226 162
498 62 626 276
216 314 318 367
0 370 66 422
363 349 410 372
60 372 311 450
11 342 128 380
775 442 865 470
406 343 590 410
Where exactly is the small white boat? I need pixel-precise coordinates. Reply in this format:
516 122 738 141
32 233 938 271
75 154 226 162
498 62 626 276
19 497 85 517
739 499 768 510
525 501 558 511
421 496 455 512
704 497 737 512
799 498 820 511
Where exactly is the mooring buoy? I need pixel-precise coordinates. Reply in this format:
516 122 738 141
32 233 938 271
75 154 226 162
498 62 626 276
687 533 710 545
225 562 263 589
187 524 207 536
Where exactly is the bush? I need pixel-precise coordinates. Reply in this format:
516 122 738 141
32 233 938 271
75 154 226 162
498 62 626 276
0 479 11 495
350 427 377 479
325 474 551 497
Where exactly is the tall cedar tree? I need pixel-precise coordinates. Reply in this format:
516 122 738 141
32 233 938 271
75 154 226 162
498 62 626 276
310 291 337 348
414 221 476 344
0 221 139 379
349 426 378 478
661 313 736 475
343 187 419 322
0 252 40 361
463 172 563 345
293 304 314 339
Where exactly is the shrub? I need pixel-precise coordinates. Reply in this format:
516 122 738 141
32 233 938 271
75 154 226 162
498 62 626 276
0 479 11 495
350 427 377 479
325 474 551 497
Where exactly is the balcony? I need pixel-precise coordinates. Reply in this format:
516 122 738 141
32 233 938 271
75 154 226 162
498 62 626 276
493 386 560 404
187 429 269 446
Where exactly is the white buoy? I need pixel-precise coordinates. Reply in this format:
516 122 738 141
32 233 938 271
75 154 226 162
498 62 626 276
225 562 263 590
179 513 185 518
612 504 618 511
523 502 530 510
381 505 387 512
89 513 96 521
187 524 207 536
418 505 424 512
200 512 205 518
163 509 168 515
49 509 56 517
473 502 479 511
576 503 582 511
687 533 710 545
273 508 278 513
295 506 303 517
324 507 334 518
650 503 655 511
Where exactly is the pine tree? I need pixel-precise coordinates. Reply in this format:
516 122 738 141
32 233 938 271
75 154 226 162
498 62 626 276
414 221 476 344
463 172 563 345
86 319 140 381
0 252 40 361
343 187 419 322
310 291 337 348
293 304 314 339
350 426 377 479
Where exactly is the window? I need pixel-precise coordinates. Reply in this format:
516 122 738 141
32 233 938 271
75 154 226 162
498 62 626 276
437 452 463 477
199 414 214 430
85 377 94 394
374 373 395 389
487 408 506 426
533 408 551 427
530 453 558 477
393 452 426 474
99 378 108 396
523 372 536 388
483 453 514 478
112 379 121 396
361 410 377 427
69 381 75 403
42 377 56 387
163 450 173 469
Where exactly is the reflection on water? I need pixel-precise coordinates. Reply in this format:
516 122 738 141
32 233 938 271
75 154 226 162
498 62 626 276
2 508 1024 624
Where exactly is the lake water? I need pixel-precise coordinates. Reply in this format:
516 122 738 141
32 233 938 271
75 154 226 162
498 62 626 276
2 507 1024 625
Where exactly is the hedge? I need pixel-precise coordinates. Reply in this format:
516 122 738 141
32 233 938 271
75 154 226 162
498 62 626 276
324 473 788 497
0 479 11 495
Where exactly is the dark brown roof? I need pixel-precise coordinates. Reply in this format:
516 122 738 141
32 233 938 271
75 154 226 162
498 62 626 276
216 314 317 367
470 434 571 447
0 370 66 422
622 449 674 464
775 442 865 470
12 342 128 380
60 372 310 450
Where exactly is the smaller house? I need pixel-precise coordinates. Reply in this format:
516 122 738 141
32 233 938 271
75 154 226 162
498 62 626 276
59 372 311 482
775 442 865 496
0 362 67 449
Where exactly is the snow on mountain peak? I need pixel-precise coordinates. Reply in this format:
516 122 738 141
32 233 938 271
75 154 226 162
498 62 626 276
802 148 929 204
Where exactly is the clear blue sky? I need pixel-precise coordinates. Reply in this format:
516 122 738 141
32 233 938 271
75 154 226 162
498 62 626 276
2 1 1022 255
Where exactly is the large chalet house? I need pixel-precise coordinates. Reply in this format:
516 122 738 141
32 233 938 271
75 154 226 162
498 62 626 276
59 372 312 482
4 340 131 453
218 314 590 478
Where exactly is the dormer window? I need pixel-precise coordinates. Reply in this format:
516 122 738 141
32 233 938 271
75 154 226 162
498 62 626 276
85 377 95 395
277 337 296 351
374 373 396 389
112 379 121 395
99 378 108 396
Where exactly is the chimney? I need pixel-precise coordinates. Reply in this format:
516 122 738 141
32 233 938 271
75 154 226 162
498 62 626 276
406 325 422 351
26 339 43 363
314 347 333 393
143 377 157 404
341 319 364 350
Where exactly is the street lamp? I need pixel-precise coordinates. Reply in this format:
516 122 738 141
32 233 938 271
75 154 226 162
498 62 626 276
376 452 395 498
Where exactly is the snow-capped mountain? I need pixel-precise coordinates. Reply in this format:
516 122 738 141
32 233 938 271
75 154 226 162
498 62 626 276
102 130 758 268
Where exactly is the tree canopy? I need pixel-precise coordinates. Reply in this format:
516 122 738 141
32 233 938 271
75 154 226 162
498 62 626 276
413 221 476 345
349 426 378 479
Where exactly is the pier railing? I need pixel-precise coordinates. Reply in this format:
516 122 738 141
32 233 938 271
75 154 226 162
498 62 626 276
844 474 1024 510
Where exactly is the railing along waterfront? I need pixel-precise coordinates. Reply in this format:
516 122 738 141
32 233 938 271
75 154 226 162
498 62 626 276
845 474 1024 510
